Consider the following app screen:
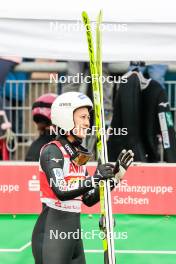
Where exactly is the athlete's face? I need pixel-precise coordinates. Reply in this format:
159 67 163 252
73 107 90 139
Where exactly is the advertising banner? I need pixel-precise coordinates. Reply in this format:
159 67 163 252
0 163 175 214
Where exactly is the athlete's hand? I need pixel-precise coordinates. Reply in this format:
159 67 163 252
114 149 134 181
92 163 115 186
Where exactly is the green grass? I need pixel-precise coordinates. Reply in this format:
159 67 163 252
0 214 176 263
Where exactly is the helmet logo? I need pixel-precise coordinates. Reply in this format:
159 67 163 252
59 103 71 106
78 94 87 100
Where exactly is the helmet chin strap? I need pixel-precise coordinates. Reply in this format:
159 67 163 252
70 130 83 147
55 127 83 147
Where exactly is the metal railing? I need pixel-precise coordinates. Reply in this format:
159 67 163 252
1 80 58 160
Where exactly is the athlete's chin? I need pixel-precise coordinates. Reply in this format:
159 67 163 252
76 133 87 139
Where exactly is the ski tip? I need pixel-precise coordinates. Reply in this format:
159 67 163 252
82 11 89 23
99 9 103 21
96 9 103 24
82 11 87 17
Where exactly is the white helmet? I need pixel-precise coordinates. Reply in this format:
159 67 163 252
51 92 93 131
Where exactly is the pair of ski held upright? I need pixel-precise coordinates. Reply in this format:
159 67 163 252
82 10 116 264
